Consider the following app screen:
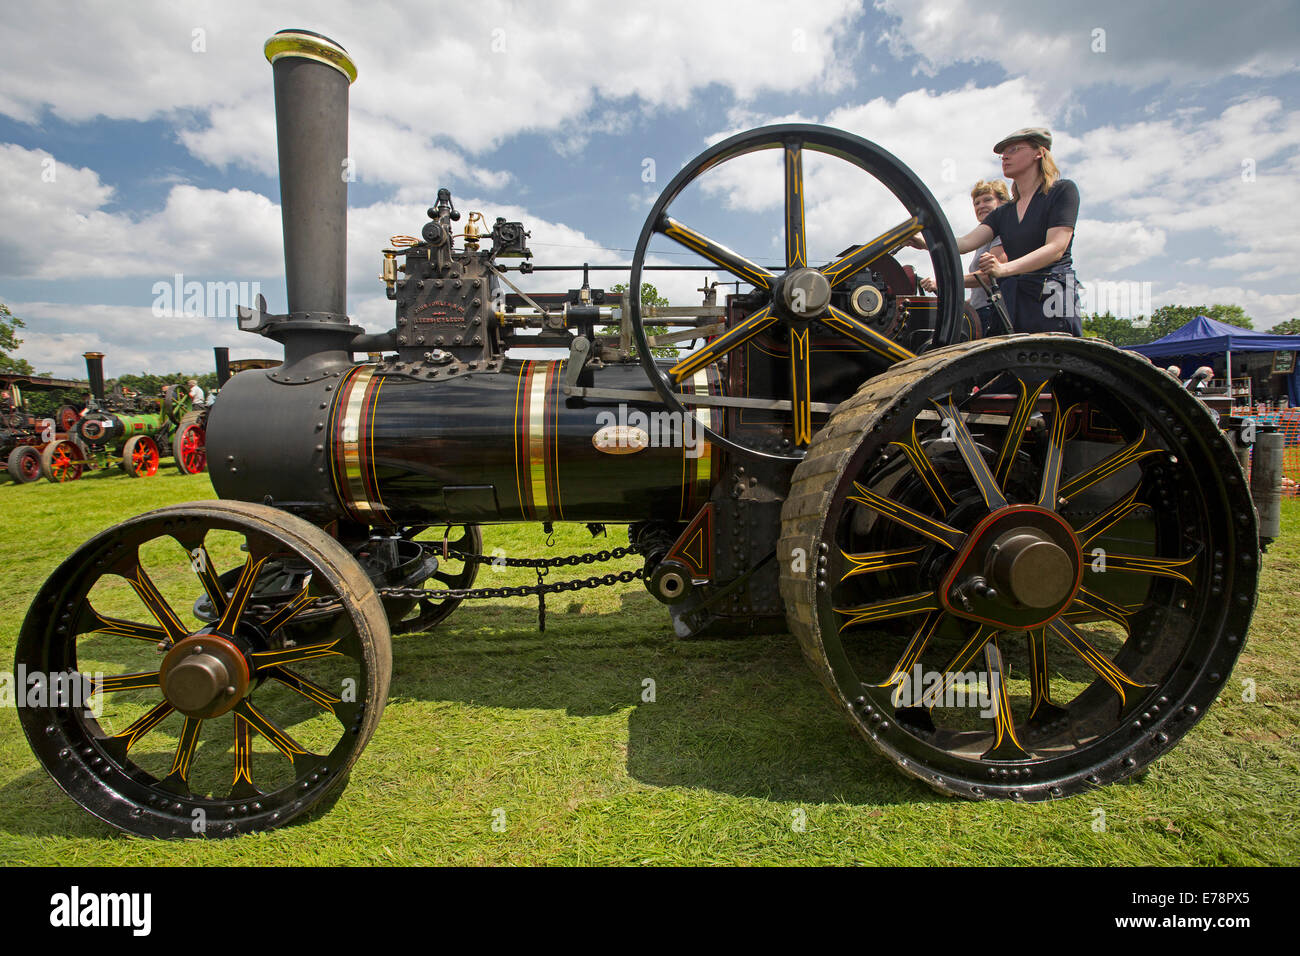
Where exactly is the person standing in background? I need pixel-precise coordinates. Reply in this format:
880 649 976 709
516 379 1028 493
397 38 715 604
922 179 1010 332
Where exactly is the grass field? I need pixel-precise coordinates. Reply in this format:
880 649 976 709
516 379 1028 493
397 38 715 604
1 465 1297 865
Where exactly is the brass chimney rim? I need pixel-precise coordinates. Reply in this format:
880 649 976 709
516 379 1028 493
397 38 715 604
264 29 357 84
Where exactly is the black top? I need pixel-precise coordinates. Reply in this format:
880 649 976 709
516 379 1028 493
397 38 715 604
983 179 1079 274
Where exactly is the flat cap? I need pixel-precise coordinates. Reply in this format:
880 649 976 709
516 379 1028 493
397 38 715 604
994 127 1052 154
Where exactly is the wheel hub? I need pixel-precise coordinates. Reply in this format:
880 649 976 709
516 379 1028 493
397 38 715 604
940 505 1083 629
159 633 250 719
777 268 831 321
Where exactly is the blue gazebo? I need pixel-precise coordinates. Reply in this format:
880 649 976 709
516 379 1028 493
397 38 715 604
1128 315 1300 406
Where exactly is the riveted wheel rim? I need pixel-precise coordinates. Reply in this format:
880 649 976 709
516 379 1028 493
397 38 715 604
784 336 1257 800
16 501 391 837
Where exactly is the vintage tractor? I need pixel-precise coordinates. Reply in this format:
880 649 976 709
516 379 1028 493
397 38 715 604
1 373 84 483
15 31 1262 837
54 352 194 480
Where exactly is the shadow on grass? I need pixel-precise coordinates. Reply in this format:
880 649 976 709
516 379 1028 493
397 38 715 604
0 590 938 841
387 594 938 807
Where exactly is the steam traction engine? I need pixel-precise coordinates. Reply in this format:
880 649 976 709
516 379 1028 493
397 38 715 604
16 31 1261 837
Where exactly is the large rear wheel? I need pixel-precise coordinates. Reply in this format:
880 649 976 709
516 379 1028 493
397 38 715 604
779 334 1257 800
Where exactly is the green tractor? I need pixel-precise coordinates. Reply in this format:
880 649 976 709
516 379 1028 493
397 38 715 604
44 352 191 481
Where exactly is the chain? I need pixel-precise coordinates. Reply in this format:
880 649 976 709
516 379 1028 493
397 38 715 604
298 544 643 613
446 545 639 568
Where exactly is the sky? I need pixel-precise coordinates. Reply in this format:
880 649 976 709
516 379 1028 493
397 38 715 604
0 0 1297 379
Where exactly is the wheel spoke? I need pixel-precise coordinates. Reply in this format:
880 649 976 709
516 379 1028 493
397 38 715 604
668 304 776 383
784 140 806 269
230 712 258 798
260 585 314 634
994 377 1048 489
982 637 1030 760
840 545 926 582
1094 552 1198 587
161 716 203 793
1025 628 1068 724
790 327 813 445
922 624 995 708
847 480 965 550
819 216 923 288
1048 619 1152 710
1058 431 1160 503
1037 395 1078 510
823 305 916 362
931 396 1007 511
888 419 955 511
1068 588 1140 632
835 590 938 631
268 666 344 716
236 701 314 764
190 545 228 618
1075 485 1146 546
83 605 168 643
250 639 344 672
214 554 269 634
102 700 174 756
657 214 774 290
93 670 161 693
873 611 941 698
118 559 188 643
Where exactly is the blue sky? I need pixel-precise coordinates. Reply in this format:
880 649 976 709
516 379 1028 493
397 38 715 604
1 0 1297 378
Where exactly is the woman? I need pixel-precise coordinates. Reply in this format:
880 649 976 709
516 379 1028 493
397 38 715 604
915 127 1081 335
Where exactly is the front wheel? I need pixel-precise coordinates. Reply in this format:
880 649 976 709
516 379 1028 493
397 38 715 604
8 445 41 483
15 500 392 837
122 435 160 477
779 335 1257 800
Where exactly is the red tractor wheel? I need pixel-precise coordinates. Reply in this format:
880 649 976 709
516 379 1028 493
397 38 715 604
7 445 42 483
172 411 206 474
121 435 160 477
56 404 81 433
41 440 85 483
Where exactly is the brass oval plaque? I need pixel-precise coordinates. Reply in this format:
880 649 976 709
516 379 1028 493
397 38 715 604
593 424 649 455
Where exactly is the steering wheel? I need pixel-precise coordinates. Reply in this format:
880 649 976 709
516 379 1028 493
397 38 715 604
628 124 963 463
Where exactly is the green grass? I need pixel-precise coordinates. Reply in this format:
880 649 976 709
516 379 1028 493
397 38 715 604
0 466 1297 865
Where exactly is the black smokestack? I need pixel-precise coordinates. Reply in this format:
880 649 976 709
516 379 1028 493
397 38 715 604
264 29 356 324
83 352 105 402
213 347 231 387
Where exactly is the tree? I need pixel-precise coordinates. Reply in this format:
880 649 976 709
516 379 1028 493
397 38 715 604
602 282 679 358
1082 312 1150 347
0 303 35 375
1269 318 1300 335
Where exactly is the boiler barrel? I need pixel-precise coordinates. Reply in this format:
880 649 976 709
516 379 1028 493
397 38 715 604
208 359 723 525
331 360 721 525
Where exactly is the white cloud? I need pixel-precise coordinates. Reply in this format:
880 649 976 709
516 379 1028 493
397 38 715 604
1153 284 1300 332
875 0 1300 88
1 0 866 198
0 144 282 280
